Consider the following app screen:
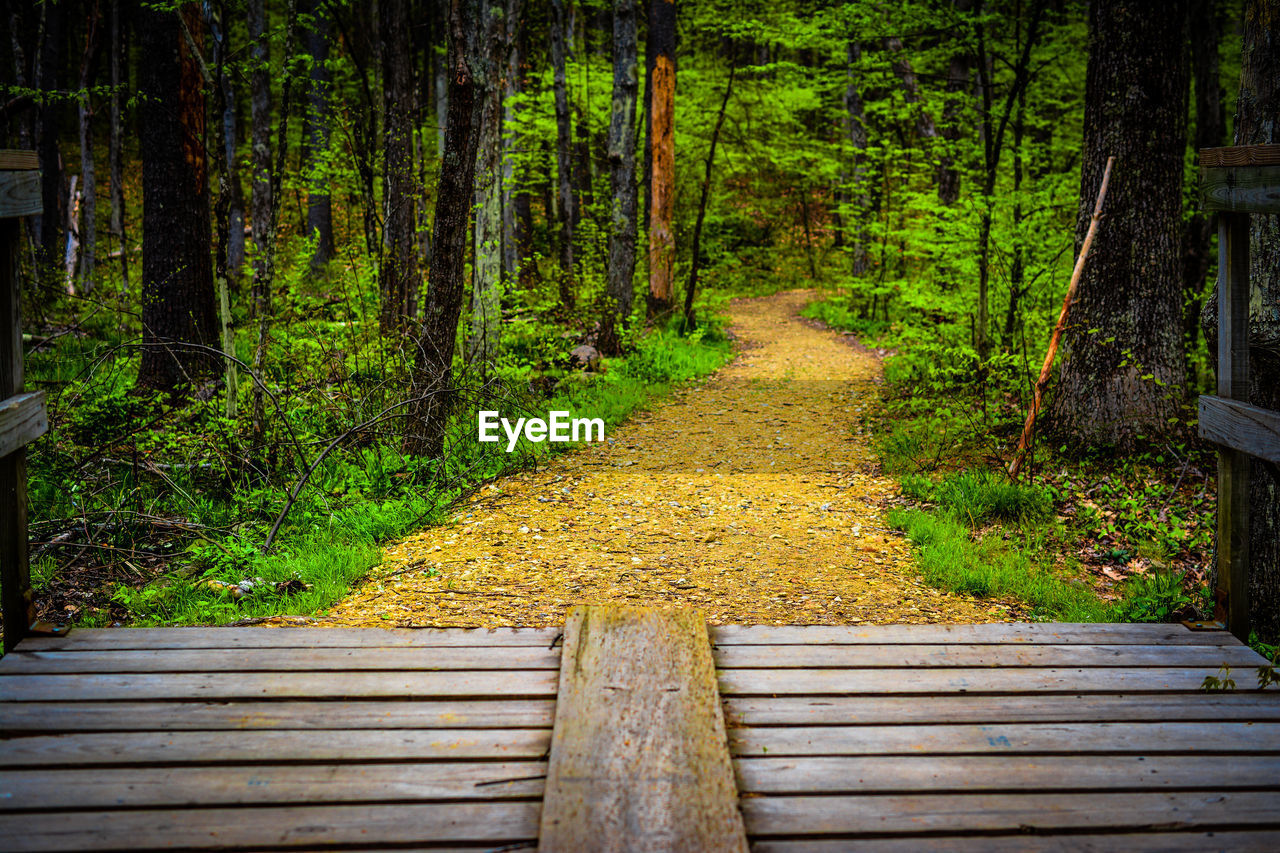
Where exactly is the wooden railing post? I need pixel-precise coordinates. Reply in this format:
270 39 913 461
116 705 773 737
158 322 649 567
0 150 44 653
1215 212 1251 640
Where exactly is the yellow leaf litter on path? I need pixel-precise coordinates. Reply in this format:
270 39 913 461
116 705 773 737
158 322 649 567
322 290 1010 628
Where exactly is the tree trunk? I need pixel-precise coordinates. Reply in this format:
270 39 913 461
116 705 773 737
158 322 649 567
381 0 418 331
248 0 272 320
682 61 734 332
500 0 524 292
936 0 974 205
550 0 576 308
77 4 101 293
845 41 869 277
406 0 486 459
1182 0 1225 361
136 3 219 392
109 0 129 294
303 0 335 270
35 0 67 294
1050 0 1189 447
646 0 675 321
1202 0 1280 643
468 0 508 364
598 0 639 356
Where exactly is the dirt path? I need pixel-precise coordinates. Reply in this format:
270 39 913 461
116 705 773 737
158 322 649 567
324 291 1002 627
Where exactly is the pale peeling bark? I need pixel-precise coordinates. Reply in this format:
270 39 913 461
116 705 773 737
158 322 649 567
646 0 676 320
600 0 639 355
1050 0 1189 447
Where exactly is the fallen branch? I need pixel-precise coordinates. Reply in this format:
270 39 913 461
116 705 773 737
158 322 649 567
1008 155 1115 479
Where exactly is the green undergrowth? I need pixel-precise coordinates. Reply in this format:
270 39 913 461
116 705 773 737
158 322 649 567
24 320 733 631
805 291 1214 626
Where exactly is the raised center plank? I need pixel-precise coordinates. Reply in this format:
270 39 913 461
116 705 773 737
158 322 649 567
538 605 748 852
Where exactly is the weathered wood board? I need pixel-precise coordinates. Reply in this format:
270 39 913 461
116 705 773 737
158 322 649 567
538 605 748 852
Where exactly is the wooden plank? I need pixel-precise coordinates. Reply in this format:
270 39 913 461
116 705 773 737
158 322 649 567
0 803 541 852
718 667 1274 695
734 754 1280 793
0 171 41 220
0 644 562 674
13 625 562 651
0 699 557 731
0 150 39 170
753 832 1280 852
1200 396 1280 463
0 391 46 459
715 643 1266 669
1 219 32 653
1216 211 1252 639
1200 144 1280 167
0 669 559 700
710 623 1235 646
0 761 549 809
740 792 1280 836
0 728 551 767
729 722 1280 757
723 694 1280 726
538 605 748 852
1202 165 1280 213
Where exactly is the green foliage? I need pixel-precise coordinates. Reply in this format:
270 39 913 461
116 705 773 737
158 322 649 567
1112 570 1195 623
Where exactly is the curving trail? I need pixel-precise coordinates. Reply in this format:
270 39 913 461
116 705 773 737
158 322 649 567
323 290 1003 627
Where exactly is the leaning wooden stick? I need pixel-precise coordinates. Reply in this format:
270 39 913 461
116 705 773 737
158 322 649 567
1008 155 1115 478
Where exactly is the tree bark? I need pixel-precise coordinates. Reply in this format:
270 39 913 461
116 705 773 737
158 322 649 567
108 0 129 294
381 0 418 332
77 4 101 293
248 0 272 319
936 0 974 205
550 0 576 308
303 0 335 270
1050 0 1189 447
599 0 639 356
646 0 676 321
136 3 219 392
1182 0 1225 359
1202 0 1280 643
35 0 67 295
406 0 485 459
844 41 869 277
468 0 509 363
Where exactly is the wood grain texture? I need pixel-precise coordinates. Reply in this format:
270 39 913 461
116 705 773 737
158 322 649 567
0 644 561 673
1 218 32 652
0 761 549 809
0 669 559 700
539 605 748 853
753 831 1280 852
0 699 556 731
735 754 1280 793
14 625 562 650
1200 395 1280 462
0 728 551 767
728 722 1280 757
1199 143 1280 166
0 170 41 219
1201 165 1280 213
718 666 1266 695
0 151 38 170
0 391 47 458
0 803 541 852
710 623 1235 646
715 642 1264 669
723 693 1280 725
741 791 1280 835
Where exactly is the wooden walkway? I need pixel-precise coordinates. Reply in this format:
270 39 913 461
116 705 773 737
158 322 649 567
1 617 1278 851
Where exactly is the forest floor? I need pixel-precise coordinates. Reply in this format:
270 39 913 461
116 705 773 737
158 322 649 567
319 290 1011 628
